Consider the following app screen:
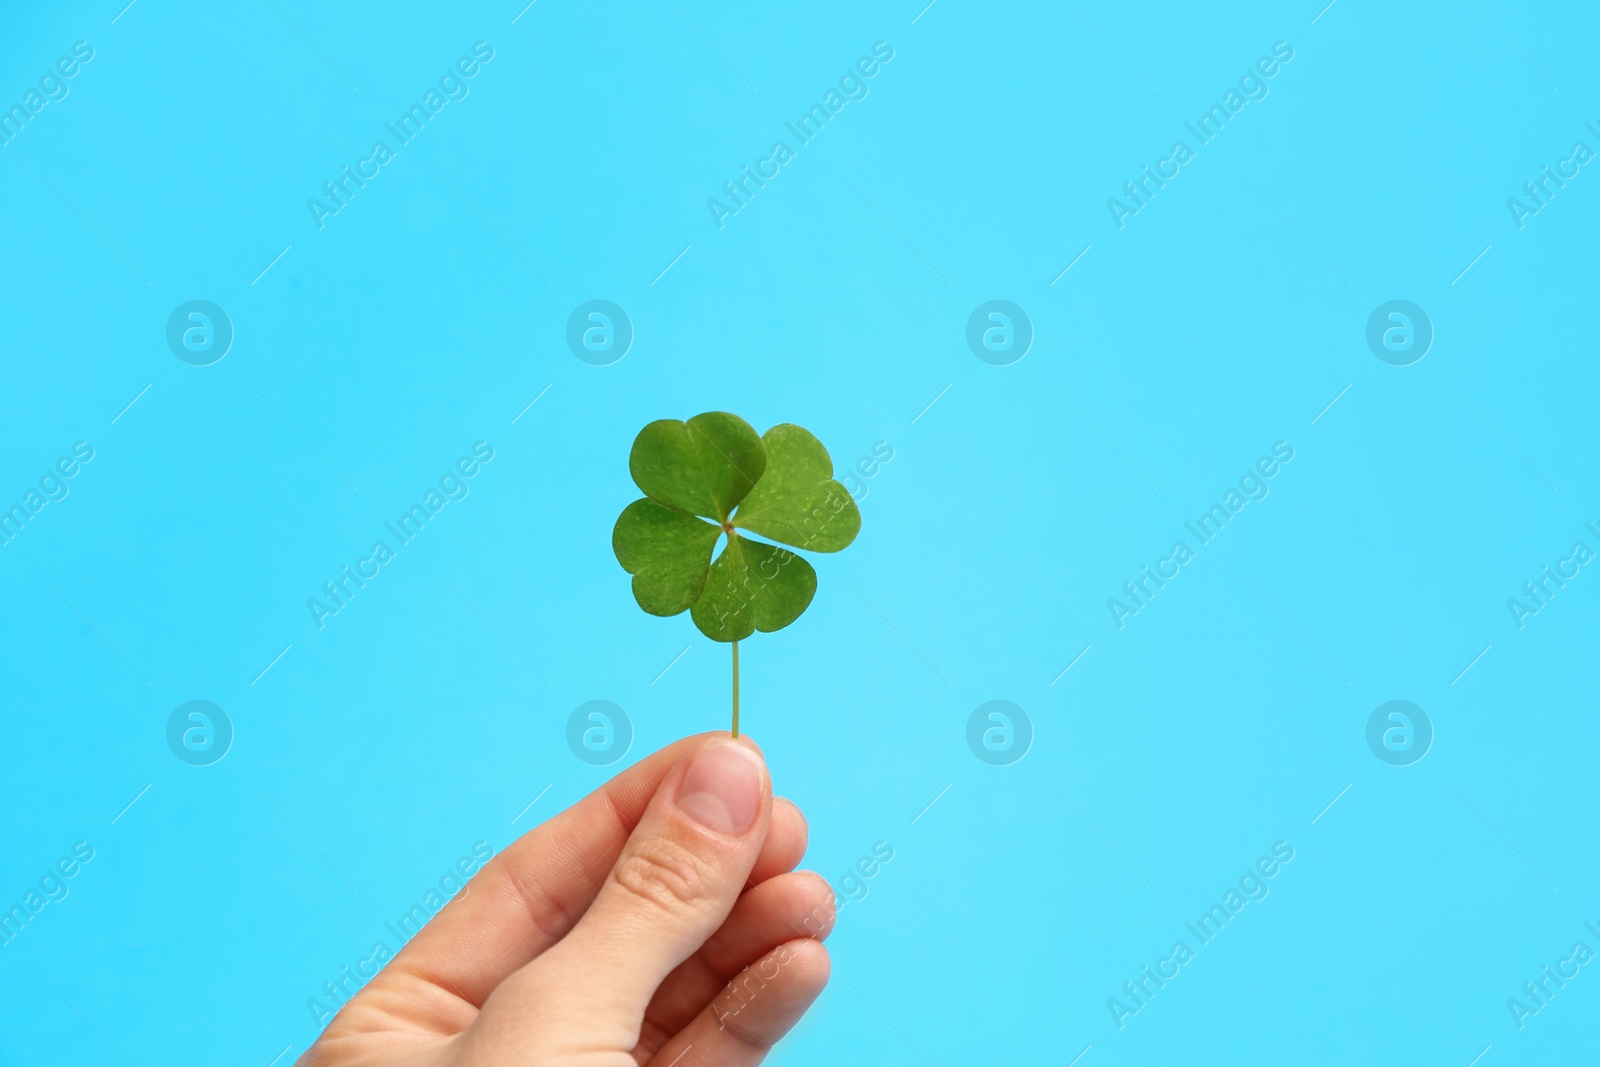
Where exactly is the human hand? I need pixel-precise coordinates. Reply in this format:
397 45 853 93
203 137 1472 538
300 734 834 1067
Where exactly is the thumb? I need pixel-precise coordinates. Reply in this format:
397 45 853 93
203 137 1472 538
487 736 772 1051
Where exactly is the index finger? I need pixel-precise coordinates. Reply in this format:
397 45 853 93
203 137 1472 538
332 731 817 1036
346 733 707 1027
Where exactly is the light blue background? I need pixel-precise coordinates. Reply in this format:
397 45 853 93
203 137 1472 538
2 1 1597 1064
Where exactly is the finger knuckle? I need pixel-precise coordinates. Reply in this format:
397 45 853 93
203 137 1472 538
611 836 720 918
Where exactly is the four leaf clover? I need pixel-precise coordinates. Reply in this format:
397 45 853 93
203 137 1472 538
612 412 861 734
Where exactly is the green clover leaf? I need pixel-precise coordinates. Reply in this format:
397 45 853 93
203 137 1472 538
611 499 721 617
627 412 766 523
690 536 817 642
611 412 862 736
733 424 862 552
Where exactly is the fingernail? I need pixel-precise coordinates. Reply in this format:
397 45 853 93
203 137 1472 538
676 740 763 836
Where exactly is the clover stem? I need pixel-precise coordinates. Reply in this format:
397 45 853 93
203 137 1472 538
732 639 742 739
731 639 740 739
